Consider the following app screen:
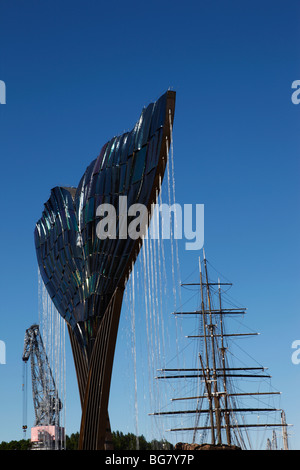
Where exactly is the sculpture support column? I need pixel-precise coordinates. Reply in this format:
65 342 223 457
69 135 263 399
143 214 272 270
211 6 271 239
74 287 124 450
68 302 117 450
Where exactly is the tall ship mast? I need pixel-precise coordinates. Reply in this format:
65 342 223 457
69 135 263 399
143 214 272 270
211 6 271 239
151 249 290 450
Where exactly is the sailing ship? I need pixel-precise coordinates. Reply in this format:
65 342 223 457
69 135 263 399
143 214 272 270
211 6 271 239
150 249 290 450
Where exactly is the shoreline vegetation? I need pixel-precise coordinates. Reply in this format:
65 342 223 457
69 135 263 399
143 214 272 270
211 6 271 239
0 431 173 450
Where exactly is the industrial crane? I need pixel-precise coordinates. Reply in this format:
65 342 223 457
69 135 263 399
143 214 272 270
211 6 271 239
22 324 64 449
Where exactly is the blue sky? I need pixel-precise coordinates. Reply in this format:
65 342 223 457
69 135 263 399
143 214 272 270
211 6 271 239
0 0 299 449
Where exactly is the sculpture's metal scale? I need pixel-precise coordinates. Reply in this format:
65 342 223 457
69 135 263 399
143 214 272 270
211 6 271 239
34 91 176 449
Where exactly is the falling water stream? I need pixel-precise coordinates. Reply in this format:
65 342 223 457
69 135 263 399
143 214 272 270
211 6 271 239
120 115 183 447
38 270 66 450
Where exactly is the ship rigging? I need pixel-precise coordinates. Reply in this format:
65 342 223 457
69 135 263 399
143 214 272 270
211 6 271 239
151 249 290 450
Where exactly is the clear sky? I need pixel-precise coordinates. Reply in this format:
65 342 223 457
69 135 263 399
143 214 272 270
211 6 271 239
0 0 299 450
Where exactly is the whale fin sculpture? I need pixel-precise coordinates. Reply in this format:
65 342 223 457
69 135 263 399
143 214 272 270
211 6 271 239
34 90 176 449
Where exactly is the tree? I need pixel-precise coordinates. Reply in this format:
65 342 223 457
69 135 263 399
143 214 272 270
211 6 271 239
0 431 173 450
111 431 173 450
66 432 79 450
0 439 31 450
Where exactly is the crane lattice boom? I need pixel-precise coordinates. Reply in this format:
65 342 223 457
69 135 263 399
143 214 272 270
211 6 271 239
22 324 62 427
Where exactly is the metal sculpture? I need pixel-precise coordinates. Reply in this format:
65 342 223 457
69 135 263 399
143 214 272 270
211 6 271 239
34 90 176 449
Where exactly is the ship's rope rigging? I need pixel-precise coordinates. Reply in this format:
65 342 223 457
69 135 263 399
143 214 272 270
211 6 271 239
150 254 290 450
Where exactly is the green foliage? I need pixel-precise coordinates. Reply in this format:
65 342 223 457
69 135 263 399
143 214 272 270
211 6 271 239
65 432 79 450
111 431 173 450
0 431 173 450
64 430 174 450
0 439 31 450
